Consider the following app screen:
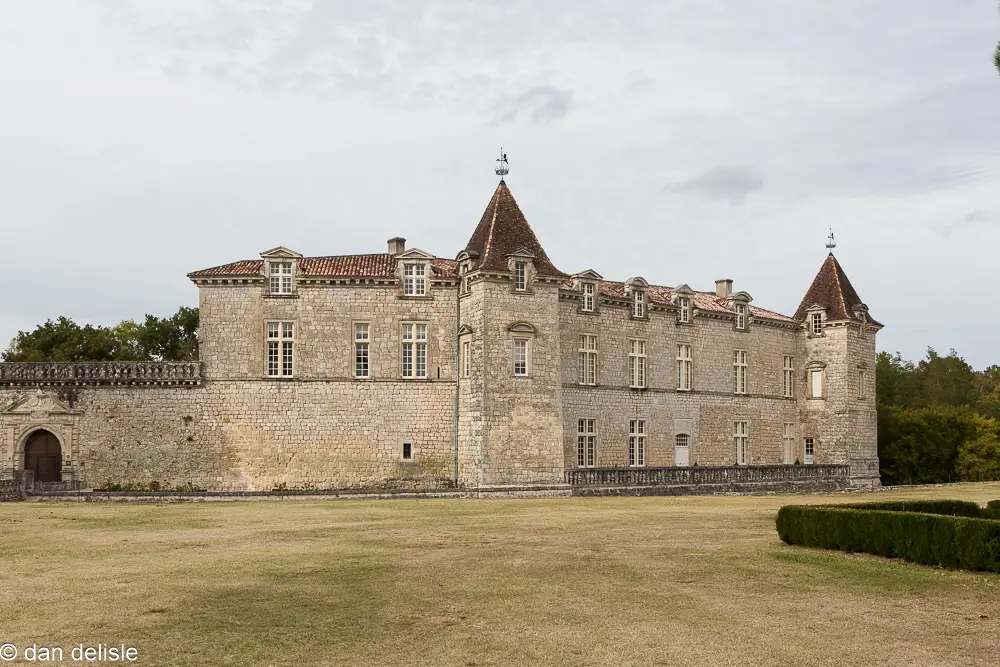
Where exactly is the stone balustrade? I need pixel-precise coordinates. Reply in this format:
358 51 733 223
565 463 851 487
0 362 203 386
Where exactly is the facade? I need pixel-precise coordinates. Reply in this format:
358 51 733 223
0 179 882 491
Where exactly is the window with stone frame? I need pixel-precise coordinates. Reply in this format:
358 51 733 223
401 322 428 378
632 289 646 318
514 261 527 291
677 296 691 323
810 311 824 336
462 340 471 378
783 356 795 398
512 337 530 376
782 423 795 464
581 282 596 312
269 261 293 295
734 303 748 330
628 338 647 389
266 321 295 377
733 349 748 395
734 421 749 465
403 263 427 296
804 437 815 465
858 369 867 399
676 344 692 391
628 419 646 467
809 368 824 398
354 322 370 379
578 334 598 385
401 441 414 461
577 419 597 467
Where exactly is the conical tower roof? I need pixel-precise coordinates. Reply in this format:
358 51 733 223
462 180 565 276
795 253 880 325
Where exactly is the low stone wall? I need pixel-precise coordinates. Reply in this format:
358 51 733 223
0 474 25 502
565 464 851 487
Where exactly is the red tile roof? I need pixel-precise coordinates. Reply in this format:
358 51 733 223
189 254 458 279
794 253 880 325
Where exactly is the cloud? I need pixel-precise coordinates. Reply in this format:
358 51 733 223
940 209 1000 237
490 86 573 125
670 166 764 205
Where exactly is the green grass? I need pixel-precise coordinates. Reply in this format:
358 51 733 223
1 484 999 666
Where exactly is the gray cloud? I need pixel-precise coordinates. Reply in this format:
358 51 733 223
671 167 764 205
491 86 573 125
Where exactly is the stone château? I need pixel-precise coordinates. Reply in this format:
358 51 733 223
0 178 882 492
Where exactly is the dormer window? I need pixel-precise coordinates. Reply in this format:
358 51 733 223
582 282 596 312
632 290 645 318
269 261 293 295
404 263 427 296
810 311 824 336
677 296 691 323
514 261 527 291
735 303 747 330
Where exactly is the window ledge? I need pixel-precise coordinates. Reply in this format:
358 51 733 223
263 293 298 299
398 294 434 300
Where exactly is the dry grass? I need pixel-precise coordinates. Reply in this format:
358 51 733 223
2 484 999 667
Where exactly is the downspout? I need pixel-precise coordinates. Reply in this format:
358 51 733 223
453 279 461 487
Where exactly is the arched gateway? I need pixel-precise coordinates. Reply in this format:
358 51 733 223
24 429 61 483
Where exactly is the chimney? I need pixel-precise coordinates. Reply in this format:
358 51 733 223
387 237 406 254
715 279 733 298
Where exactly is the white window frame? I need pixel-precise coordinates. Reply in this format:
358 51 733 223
734 303 747 330
676 344 692 391
783 356 795 398
677 296 691 324
810 311 824 336
675 433 691 466
266 321 295 378
462 340 471 378
782 423 795 464
628 419 646 467
632 290 646 318
810 369 824 398
401 322 428 379
269 261 294 295
804 437 815 465
581 282 596 312
354 322 370 379
734 421 749 465
628 338 647 389
514 261 527 291
577 419 597 467
403 263 427 297
578 334 598 386
512 337 530 376
733 349 748 395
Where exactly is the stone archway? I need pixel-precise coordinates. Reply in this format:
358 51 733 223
24 429 62 483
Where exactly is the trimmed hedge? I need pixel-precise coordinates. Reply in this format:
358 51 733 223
986 501 1000 520
776 501 1000 572
836 499 984 518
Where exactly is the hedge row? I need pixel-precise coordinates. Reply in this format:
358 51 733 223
837 499 984 518
986 501 1000 520
776 504 1000 572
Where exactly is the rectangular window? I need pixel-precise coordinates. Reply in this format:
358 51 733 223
628 419 646 467
401 323 428 378
354 323 370 378
512 338 529 376
677 296 691 323
734 421 748 465
735 303 747 330
811 312 824 335
578 334 598 385
582 282 596 312
633 290 645 318
804 437 815 465
810 369 823 398
514 261 527 291
628 339 647 389
462 340 470 378
266 321 295 377
676 344 692 391
783 356 795 398
402 442 413 461
733 349 748 395
858 370 867 399
577 419 597 467
403 263 427 296
782 423 795 464
269 261 293 295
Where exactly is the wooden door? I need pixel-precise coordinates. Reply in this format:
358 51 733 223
24 430 61 483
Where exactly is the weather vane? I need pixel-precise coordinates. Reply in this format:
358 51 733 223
495 148 509 178
826 225 837 251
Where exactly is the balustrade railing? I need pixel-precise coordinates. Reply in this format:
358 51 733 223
0 362 202 386
565 464 850 487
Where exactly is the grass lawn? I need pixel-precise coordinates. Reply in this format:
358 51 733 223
2 484 999 667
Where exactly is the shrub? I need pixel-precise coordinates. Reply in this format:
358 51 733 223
837 499 984 518
985 501 1000 520
775 502 1000 572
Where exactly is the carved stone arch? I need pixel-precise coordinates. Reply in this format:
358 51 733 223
2 390 81 485
507 321 537 334
458 324 474 336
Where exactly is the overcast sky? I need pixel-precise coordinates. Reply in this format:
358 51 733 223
2 1 999 368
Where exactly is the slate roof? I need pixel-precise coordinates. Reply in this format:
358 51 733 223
580 280 796 323
794 253 880 325
462 180 566 276
189 254 458 279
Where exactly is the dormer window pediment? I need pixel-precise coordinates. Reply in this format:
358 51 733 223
806 305 827 336
395 248 434 298
260 248 302 296
672 284 694 323
571 271 602 314
507 251 535 292
625 277 648 319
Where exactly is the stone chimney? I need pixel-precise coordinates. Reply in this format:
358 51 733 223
715 279 733 298
387 237 406 254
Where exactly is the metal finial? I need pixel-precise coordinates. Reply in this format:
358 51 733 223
495 148 509 178
825 226 837 251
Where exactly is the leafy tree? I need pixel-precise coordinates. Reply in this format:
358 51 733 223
956 429 1000 481
877 404 981 485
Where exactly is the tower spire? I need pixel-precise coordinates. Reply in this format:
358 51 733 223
494 147 509 180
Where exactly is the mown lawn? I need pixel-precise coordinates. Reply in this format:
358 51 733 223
1 484 999 667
